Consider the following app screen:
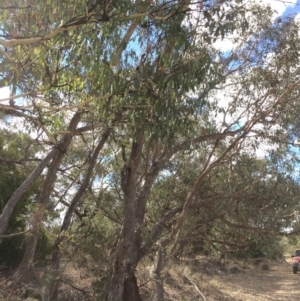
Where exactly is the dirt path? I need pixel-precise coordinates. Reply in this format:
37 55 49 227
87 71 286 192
210 260 299 301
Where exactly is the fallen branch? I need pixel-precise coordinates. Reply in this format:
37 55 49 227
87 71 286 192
0 229 30 238
138 278 152 288
186 277 207 301
60 278 92 295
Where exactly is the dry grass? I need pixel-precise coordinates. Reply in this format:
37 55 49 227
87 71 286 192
0 256 298 301
136 255 300 301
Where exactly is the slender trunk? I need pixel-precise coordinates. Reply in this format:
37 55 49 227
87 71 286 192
15 112 82 278
135 153 172 260
150 250 165 301
150 238 169 301
49 127 112 300
140 206 182 259
16 150 65 273
0 148 56 238
110 23 137 67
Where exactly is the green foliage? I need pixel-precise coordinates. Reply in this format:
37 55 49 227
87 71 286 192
2 2 300 298
149 153 300 260
0 234 26 269
0 229 51 269
0 130 44 268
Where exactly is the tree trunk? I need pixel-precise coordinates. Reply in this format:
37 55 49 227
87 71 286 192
0 148 56 238
16 150 65 275
105 141 172 301
124 272 143 301
105 138 144 301
150 249 165 301
150 238 169 301
15 112 82 279
106 244 143 301
49 127 112 300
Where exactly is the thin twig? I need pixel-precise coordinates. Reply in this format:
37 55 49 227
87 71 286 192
0 5 32 9
138 278 152 288
186 277 207 301
60 278 92 295
0 229 30 238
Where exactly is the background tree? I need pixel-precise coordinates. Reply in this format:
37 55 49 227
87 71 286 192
1 1 300 301
0 129 47 268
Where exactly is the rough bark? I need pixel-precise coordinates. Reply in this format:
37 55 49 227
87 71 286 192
105 143 174 301
105 138 144 301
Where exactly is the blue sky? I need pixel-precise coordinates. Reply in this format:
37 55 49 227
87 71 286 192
283 0 300 16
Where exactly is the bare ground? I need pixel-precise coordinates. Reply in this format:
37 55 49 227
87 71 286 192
156 256 300 301
209 261 299 301
0 257 299 300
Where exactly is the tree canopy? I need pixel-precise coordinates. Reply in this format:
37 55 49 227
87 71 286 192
1 0 300 300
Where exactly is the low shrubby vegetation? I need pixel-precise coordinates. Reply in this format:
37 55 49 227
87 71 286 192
1 0 300 300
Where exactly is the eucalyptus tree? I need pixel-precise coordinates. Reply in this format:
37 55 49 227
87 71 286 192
177 155 300 257
1 1 300 300
0 129 43 267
